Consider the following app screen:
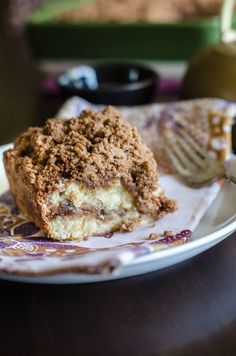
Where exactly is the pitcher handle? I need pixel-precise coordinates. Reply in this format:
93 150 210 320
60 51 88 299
221 0 236 42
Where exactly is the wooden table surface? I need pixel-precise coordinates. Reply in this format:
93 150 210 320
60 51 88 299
1 30 236 356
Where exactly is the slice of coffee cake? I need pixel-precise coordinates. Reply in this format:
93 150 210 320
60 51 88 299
4 106 176 241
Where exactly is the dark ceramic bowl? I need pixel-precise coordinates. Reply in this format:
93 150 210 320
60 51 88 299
57 62 159 106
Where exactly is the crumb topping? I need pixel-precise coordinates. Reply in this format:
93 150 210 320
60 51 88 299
4 106 163 210
163 230 174 237
147 232 160 240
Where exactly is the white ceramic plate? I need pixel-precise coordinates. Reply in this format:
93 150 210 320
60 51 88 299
0 144 236 284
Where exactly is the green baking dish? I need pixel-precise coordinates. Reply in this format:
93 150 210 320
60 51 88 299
26 0 236 61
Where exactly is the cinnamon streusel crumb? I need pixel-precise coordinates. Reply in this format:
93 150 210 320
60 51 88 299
163 230 174 237
148 232 160 240
4 106 163 210
3 106 177 240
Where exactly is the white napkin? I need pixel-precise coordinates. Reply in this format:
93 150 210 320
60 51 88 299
56 97 235 249
0 97 235 275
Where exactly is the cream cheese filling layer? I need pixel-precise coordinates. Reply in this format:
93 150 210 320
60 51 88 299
48 180 162 215
45 180 162 240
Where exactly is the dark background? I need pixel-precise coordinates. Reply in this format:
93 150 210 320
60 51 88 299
1 237 236 356
0 31 58 144
1 5 236 356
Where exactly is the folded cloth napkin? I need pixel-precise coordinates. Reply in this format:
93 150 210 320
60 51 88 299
0 97 235 276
